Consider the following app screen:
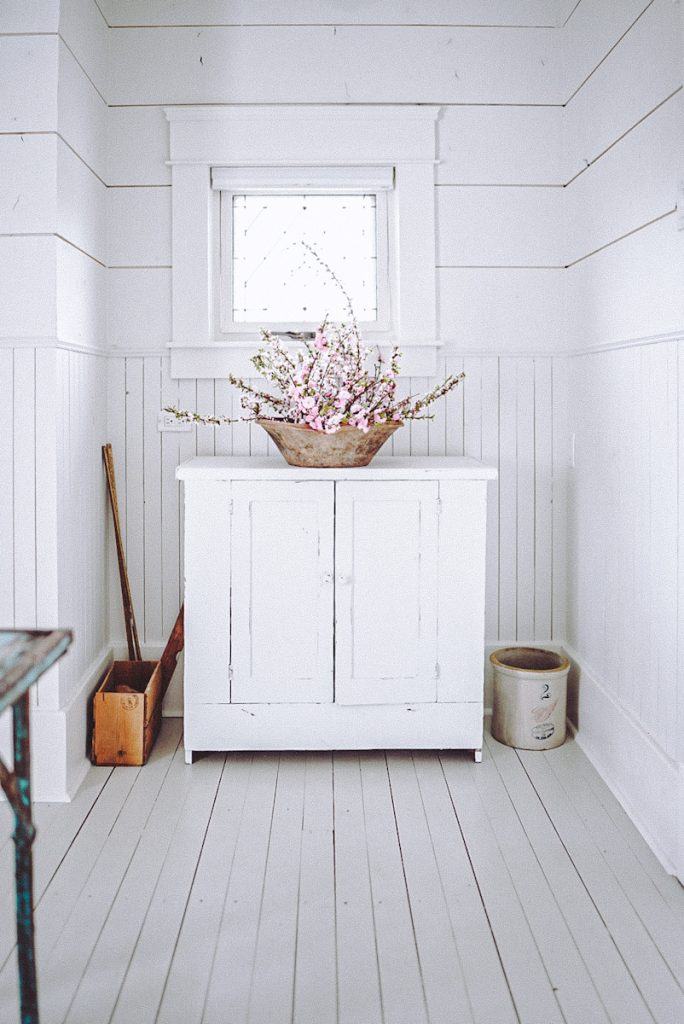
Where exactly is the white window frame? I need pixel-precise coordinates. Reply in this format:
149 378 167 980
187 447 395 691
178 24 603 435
213 167 393 338
165 105 441 378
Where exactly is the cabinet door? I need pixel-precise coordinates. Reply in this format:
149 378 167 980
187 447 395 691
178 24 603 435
335 480 439 705
231 480 334 703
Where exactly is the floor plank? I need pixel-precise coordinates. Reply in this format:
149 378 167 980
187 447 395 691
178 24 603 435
333 752 384 1024
360 752 428 1024
292 753 336 1024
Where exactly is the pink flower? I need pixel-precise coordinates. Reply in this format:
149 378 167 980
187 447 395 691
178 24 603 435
335 388 352 410
314 330 328 351
300 395 317 411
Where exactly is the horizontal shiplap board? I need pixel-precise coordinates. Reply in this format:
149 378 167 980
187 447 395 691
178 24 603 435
0 0 59 32
437 106 563 185
58 136 107 263
0 35 58 132
437 267 564 350
100 0 559 27
566 215 684 349
58 0 108 100
107 187 171 266
107 268 172 348
565 91 683 264
0 237 56 337
57 38 108 182
562 0 649 98
107 106 171 186
437 186 562 266
56 239 107 347
563 0 682 181
107 25 560 105
0 134 57 234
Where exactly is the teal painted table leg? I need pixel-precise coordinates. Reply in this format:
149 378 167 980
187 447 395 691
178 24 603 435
12 692 39 1024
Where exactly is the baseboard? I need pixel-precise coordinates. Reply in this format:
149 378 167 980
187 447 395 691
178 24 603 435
564 644 682 881
30 644 112 802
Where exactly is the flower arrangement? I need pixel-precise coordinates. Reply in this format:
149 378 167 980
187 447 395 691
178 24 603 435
166 246 464 435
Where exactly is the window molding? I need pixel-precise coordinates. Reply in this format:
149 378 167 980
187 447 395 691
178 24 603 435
165 105 441 378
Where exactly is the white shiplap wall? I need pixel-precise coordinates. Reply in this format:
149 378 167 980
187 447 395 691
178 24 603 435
0 0 110 799
103 0 567 670
562 0 684 877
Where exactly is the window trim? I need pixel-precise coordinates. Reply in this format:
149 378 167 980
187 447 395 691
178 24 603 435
165 105 441 378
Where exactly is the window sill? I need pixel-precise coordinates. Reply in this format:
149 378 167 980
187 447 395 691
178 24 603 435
169 341 442 379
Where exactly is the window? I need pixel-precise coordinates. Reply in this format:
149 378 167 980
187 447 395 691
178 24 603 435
166 106 440 378
212 164 394 337
229 193 381 327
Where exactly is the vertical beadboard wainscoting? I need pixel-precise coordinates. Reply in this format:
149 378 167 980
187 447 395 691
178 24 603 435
566 337 683 879
0 346 110 799
107 353 567 715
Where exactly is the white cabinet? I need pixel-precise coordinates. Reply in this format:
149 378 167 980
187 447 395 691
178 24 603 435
178 456 496 762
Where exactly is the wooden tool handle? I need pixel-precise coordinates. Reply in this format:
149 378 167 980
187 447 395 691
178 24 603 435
102 444 142 661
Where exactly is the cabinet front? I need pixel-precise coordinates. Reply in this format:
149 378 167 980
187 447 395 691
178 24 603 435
334 480 439 705
230 480 334 703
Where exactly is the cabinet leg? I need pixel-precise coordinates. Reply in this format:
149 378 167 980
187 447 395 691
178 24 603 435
184 749 194 765
474 748 483 763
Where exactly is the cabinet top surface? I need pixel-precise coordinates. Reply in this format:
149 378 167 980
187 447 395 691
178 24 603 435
177 455 497 481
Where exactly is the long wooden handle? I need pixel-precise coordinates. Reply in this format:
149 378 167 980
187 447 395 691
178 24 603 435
102 444 141 661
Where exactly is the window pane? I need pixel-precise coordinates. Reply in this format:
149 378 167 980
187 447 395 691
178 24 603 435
232 194 377 323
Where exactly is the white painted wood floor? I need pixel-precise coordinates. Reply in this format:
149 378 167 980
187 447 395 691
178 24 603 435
1 720 683 1024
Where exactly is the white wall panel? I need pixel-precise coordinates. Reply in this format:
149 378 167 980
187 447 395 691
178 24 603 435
107 268 172 349
437 187 562 266
107 187 172 266
565 92 682 263
57 38 107 181
0 1 59 32
0 35 58 132
438 267 564 351
107 106 171 186
55 349 109 707
0 237 56 338
437 106 563 186
56 240 107 347
107 25 560 105
57 138 107 263
0 351 14 626
567 341 680 761
563 0 681 181
59 0 108 99
566 216 684 350
0 134 57 234
562 0 648 98
101 1 558 28
12 349 37 630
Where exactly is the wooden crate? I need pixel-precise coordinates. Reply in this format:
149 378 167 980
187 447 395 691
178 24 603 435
92 660 163 766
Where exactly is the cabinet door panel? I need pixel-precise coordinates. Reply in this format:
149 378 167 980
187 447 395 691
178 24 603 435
231 480 334 703
335 480 439 705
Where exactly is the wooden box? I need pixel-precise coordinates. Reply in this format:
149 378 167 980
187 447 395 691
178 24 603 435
92 660 163 766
